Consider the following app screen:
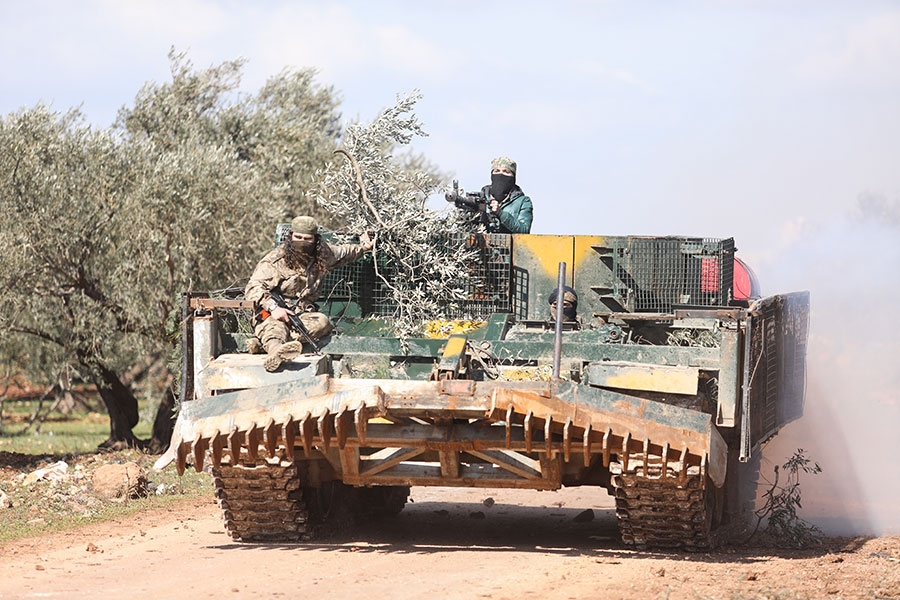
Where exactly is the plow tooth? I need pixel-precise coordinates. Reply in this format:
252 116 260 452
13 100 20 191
317 411 332 451
282 416 296 460
210 430 225 469
602 427 612 467
227 428 244 466
264 418 279 459
191 437 208 473
246 423 261 462
679 446 690 481
354 405 368 445
524 410 534 453
621 432 631 470
544 414 553 458
563 418 573 463
175 441 188 476
642 438 650 477
583 423 592 468
661 442 670 479
300 412 314 457
335 407 349 449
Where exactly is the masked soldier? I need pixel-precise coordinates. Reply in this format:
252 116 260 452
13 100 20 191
480 156 533 234
549 286 578 323
245 216 374 372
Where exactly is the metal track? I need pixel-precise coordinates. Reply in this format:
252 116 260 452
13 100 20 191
610 456 714 551
213 457 308 542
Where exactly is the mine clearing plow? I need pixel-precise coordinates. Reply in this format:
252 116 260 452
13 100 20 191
156 232 809 549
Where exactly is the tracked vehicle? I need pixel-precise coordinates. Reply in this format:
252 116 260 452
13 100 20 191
156 232 808 549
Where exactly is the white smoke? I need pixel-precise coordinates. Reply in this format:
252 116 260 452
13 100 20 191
756 192 900 536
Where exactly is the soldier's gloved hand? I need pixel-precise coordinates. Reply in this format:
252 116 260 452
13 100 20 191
489 198 500 214
359 231 375 251
270 306 294 323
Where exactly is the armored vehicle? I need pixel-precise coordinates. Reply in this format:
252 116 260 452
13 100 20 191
157 232 808 550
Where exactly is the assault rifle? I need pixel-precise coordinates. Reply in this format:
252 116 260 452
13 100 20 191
268 289 322 355
445 180 492 227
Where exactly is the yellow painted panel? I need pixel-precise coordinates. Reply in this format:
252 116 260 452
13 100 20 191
573 235 607 270
442 335 467 357
513 234 575 282
589 362 699 395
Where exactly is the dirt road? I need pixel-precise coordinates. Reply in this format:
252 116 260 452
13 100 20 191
1 486 898 600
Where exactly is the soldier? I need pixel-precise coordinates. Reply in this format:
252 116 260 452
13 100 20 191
549 286 578 323
245 216 374 372
480 156 533 234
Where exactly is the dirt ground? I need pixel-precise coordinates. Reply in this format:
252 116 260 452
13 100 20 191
1 486 898 600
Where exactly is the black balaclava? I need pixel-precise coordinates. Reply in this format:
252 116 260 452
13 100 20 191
549 286 578 321
490 173 516 201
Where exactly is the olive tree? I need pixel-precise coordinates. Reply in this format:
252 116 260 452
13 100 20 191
0 51 343 449
315 92 475 337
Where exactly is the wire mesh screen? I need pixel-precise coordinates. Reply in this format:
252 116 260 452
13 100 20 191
611 237 735 312
746 292 810 452
275 225 512 319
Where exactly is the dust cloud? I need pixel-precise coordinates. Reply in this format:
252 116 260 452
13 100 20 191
755 193 900 536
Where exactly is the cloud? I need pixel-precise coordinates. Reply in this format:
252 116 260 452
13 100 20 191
569 59 658 95
251 4 456 82
799 10 900 88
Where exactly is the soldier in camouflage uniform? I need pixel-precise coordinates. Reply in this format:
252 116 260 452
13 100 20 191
481 156 533 234
245 216 374 371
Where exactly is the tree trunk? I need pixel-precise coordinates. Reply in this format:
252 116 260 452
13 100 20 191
147 381 177 454
92 363 143 449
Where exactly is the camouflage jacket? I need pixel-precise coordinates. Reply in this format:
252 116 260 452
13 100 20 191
245 241 367 314
481 184 533 234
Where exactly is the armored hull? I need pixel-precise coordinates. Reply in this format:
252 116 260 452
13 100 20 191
157 233 809 549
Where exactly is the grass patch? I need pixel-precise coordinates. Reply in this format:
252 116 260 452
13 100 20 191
1 398 154 454
1 402 208 547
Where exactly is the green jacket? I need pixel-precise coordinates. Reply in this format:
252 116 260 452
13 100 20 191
481 184 533 234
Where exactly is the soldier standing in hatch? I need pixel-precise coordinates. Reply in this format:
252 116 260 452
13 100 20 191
245 216 374 372
480 156 533 234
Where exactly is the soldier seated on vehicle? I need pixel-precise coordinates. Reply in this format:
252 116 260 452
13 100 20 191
244 215 374 372
549 286 578 324
481 156 533 234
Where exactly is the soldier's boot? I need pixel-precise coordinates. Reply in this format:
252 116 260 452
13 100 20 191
263 341 306 372
245 336 264 354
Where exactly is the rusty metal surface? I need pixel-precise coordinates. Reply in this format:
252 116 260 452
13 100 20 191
585 361 699 395
203 354 328 394
190 298 255 310
162 375 726 490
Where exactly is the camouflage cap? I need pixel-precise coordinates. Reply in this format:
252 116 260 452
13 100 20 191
291 215 318 235
491 156 517 176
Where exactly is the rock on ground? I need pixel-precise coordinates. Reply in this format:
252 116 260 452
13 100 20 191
91 462 148 501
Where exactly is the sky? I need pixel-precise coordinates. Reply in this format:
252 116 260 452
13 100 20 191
2 1 899 533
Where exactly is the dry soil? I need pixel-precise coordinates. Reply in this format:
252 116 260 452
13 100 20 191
1 486 898 600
